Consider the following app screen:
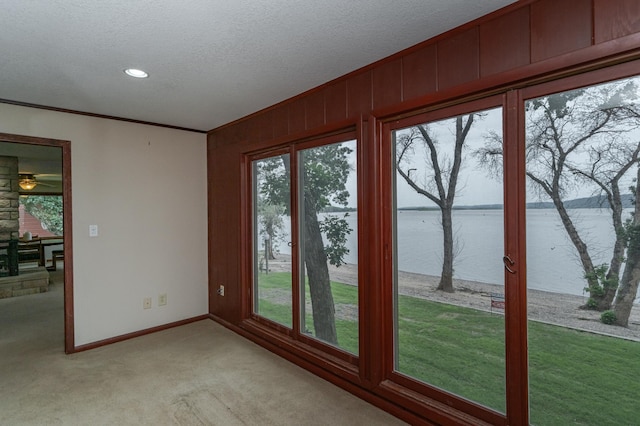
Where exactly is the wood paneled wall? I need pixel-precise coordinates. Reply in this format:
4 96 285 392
207 0 640 421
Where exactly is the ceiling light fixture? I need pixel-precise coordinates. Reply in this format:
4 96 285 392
18 174 38 191
124 68 149 78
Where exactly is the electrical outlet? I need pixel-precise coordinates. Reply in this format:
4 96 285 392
158 293 167 306
217 285 225 296
143 297 152 309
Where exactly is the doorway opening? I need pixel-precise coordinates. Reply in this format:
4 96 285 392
0 132 73 353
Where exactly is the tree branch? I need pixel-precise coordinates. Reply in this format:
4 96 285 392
416 124 447 202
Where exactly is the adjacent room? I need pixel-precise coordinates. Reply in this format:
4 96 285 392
2 1 640 424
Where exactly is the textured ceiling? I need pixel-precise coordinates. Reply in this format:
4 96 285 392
1 1 516 132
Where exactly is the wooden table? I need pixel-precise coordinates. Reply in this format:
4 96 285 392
18 237 63 268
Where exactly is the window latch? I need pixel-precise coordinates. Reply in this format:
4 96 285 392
503 255 516 274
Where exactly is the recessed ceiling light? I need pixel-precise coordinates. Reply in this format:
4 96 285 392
124 68 149 78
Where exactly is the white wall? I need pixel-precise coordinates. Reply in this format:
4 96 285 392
0 103 208 346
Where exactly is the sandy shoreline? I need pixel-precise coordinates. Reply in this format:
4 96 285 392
267 255 640 341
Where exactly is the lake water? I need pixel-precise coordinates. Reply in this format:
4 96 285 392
393 209 623 297
275 208 640 298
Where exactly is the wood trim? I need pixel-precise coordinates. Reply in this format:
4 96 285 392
0 132 74 353
72 315 210 353
375 380 499 426
61 140 74 354
503 90 529 425
289 144 301 341
241 317 360 379
519 56 640 101
357 116 374 386
238 154 252 322
0 99 206 134
18 191 62 196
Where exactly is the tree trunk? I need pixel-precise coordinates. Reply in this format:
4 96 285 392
551 195 601 308
265 222 276 260
614 167 640 326
603 219 624 309
602 254 622 308
303 196 338 344
437 205 455 292
267 239 275 260
613 232 640 326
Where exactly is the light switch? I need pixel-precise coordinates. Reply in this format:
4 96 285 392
89 224 98 237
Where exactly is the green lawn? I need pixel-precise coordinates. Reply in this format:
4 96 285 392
256 272 640 425
396 295 507 412
255 272 293 326
256 271 359 353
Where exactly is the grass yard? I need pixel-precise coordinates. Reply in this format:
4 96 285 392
256 272 640 425
256 271 359 353
527 321 640 425
396 295 507 412
255 272 293 326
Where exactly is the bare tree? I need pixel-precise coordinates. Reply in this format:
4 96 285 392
478 80 640 313
526 90 620 309
396 114 475 292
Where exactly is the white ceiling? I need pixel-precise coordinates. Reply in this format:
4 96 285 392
0 141 63 193
0 142 61 175
1 1 516 132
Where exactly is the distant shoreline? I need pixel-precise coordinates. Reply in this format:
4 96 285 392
325 204 632 212
395 193 635 211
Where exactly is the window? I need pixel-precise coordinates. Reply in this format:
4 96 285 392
253 153 292 328
298 140 358 352
524 75 640 426
19 195 63 236
390 101 506 412
250 135 359 355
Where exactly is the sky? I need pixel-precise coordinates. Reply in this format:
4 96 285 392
394 107 505 208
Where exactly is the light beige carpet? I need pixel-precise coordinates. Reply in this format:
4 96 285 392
0 271 406 425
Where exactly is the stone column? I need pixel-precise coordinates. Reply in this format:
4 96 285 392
0 156 19 241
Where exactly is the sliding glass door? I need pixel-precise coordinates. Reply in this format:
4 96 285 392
389 97 507 415
524 75 640 425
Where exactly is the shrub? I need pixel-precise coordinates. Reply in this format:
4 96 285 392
586 298 598 310
601 310 617 325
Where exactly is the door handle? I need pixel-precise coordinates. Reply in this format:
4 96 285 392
503 255 516 274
